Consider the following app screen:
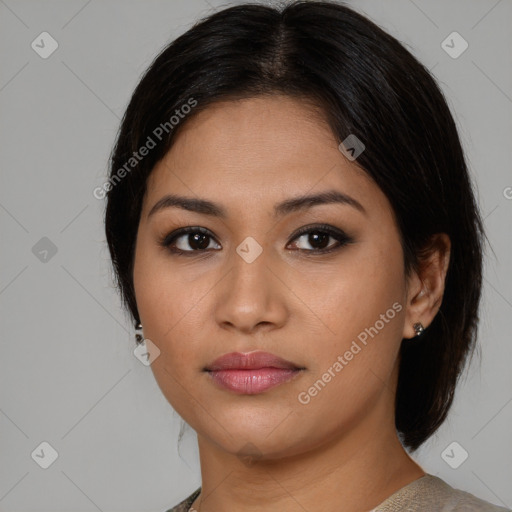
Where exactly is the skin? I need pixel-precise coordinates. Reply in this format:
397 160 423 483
132 95 451 512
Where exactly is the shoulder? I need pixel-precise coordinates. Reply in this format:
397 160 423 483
375 474 510 512
448 484 511 512
163 487 201 512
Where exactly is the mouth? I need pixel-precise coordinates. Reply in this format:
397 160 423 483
203 351 305 395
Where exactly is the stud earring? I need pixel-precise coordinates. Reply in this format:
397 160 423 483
413 322 425 336
135 322 144 344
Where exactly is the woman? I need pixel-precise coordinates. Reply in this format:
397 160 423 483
104 1 510 511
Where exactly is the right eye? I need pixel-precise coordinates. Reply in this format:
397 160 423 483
159 227 221 255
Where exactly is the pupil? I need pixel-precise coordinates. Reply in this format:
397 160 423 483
191 233 209 250
309 232 329 249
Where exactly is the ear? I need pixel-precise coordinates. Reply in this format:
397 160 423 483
402 233 451 339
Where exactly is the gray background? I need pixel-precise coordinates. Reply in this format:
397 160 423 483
0 0 511 510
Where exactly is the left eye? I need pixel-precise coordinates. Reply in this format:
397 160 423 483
287 225 352 253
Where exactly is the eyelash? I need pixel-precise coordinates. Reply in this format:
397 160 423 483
158 223 354 257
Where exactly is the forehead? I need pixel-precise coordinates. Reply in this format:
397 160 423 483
143 95 382 217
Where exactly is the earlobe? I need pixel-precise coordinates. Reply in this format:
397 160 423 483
402 279 430 339
413 322 425 336
402 233 451 340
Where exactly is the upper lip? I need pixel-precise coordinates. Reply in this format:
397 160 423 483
204 351 303 371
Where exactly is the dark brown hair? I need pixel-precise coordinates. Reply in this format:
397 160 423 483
104 1 485 451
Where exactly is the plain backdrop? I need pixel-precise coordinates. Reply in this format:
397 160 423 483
0 0 511 511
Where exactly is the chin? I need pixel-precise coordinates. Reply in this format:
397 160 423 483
197 415 315 463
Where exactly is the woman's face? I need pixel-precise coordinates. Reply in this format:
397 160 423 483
133 95 413 460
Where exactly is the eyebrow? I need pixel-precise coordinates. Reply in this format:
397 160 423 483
147 189 366 219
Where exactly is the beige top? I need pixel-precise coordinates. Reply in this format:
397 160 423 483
164 474 511 512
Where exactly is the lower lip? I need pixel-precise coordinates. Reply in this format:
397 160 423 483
206 368 302 394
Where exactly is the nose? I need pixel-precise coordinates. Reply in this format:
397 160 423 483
214 245 288 335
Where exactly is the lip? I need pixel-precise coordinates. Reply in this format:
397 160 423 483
205 351 301 371
204 351 304 395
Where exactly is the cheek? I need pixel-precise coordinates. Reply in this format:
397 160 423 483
290 272 405 440
295 241 405 344
133 245 208 415
133 238 215 376
134 232 198 331
290 243 406 403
